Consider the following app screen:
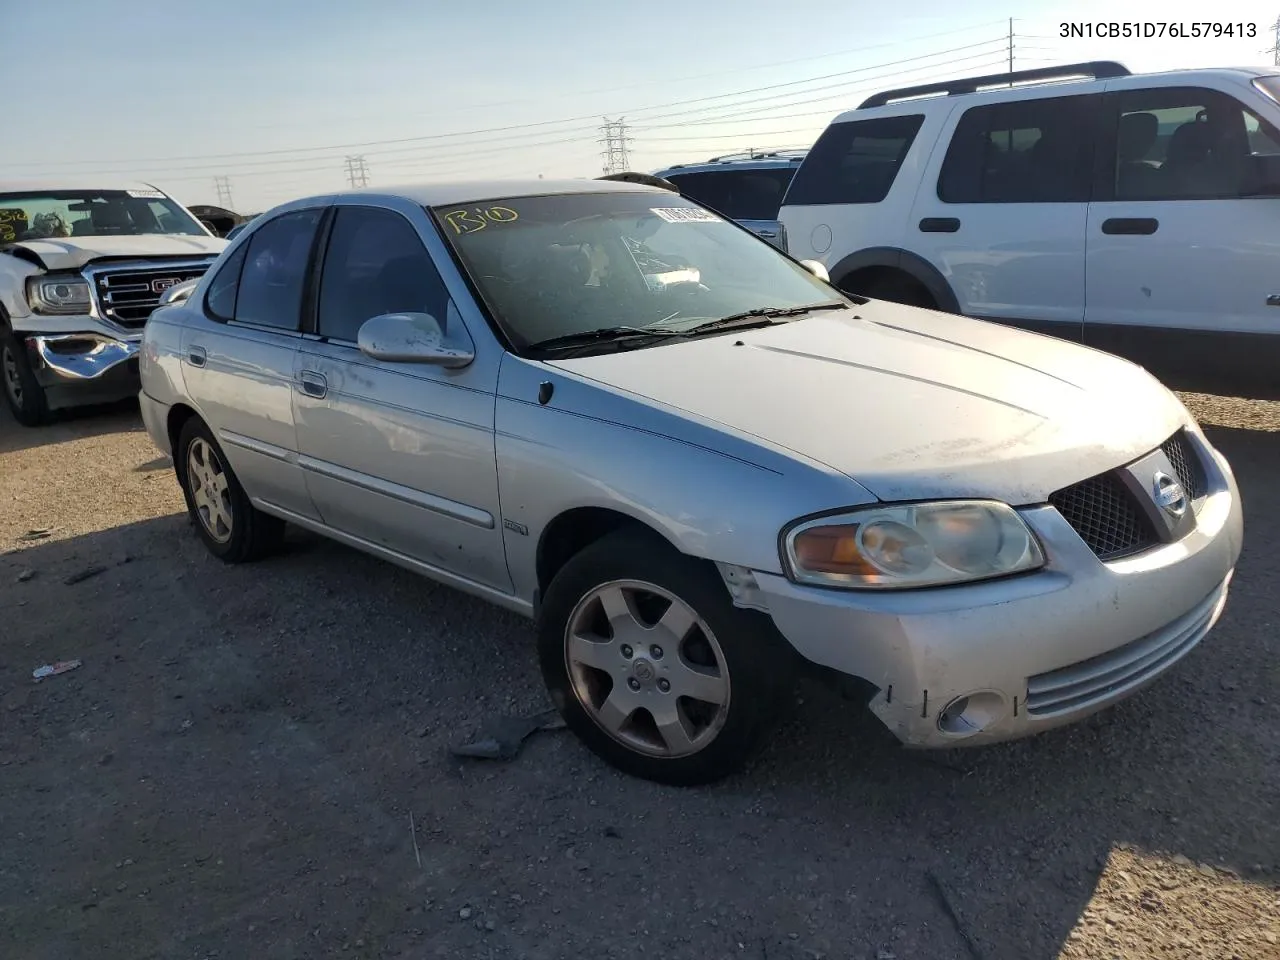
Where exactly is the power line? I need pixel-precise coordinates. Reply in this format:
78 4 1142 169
343 156 370 188
11 36 1006 172
599 119 633 174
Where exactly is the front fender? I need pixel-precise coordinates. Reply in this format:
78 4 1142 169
494 355 875 604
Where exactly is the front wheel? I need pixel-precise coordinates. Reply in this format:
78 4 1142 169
537 529 789 785
1 332 50 426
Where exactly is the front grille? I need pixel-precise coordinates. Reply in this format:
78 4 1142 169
1025 577 1227 717
1048 472 1157 561
92 262 212 329
1161 430 1208 500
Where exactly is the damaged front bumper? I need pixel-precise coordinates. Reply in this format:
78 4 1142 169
31 332 139 380
13 321 142 410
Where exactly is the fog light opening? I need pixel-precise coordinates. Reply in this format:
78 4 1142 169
937 691 1007 737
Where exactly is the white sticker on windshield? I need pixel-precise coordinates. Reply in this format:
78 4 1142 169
651 207 720 224
127 189 166 199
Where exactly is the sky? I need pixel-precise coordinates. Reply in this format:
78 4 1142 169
5 0 1279 212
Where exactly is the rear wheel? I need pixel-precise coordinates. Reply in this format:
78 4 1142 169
538 529 789 785
1 332 50 426
854 272 937 310
175 416 284 563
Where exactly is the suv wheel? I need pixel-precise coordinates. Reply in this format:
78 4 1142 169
537 529 788 785
175 416 285 563
857 272 936 310
1 332 50 426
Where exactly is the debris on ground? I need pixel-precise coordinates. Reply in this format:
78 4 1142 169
448 708 566 761
17 528 53 542
32 660 83 681
64 565 108 586
16 569 36 582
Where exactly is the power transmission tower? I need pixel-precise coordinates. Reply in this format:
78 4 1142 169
344 156 370 188
214 176 234 209
1007 17 1015 76
1267 17 1280 66
599 118 632 175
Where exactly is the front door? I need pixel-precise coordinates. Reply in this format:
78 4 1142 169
292 201 511 591
910 91 1097 341
1084 84 1280 390
180 207 324 521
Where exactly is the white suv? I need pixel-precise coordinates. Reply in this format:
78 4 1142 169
779 61 1280 394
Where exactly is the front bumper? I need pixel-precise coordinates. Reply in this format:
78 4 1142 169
755 432 1244 749
13 319 141 410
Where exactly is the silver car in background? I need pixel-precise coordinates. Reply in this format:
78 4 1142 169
139 179 1243 785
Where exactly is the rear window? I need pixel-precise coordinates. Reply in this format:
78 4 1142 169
783 114 924 206
664 168 796 221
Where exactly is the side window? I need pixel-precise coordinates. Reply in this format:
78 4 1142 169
317 206 449 343
938 95 1094 203
233 208 323 330
1108 87 1280 200
204 244 248 320
783 115 924 206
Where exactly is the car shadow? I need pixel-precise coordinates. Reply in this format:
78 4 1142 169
3 417 1276 960
0 397 143 456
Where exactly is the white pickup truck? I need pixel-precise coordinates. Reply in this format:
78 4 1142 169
0 180 227 426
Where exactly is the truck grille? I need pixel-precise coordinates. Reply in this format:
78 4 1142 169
1048 472 1157 561
92 262 212 329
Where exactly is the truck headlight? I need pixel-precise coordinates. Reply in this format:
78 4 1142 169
782 501 1045 589
26 276 93 315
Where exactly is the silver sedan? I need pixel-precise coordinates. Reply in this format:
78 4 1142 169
138 178 1243 784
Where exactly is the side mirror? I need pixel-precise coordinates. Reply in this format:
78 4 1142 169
800 259 830 282
357 312 475 368
159 278 199 306
1242 153 1280 196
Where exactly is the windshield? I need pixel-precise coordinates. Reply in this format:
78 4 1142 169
430 191 844 351
0 189 206 244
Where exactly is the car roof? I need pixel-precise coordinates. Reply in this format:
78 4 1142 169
655 153 807 177
333 178 667 207
0 177 168 194
831 64 1280 123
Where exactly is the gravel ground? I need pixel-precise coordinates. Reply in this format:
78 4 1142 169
1 394 1277 960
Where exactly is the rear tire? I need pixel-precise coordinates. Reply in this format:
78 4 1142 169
856 272 936 310
537 529 790 786
175 416 284 563
1 331 50 427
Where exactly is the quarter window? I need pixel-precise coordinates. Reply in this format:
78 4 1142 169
316 206 450 343
938 95 1095 203
233 209 323 330
204 244 248 321
783 115 924 206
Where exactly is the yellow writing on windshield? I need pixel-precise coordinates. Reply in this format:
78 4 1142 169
443 206 520 235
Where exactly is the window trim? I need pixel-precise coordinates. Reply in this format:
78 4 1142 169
202 205 329 334
1092 85 1280 203
935 92 1101 205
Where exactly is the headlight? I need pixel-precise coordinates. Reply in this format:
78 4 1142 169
26 276 93 315
782 500 1045 589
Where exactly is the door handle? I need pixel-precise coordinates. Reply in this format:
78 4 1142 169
1101 217 1159 235
756 229 779 239
919 217 960 233
186 345 207 368
298 371 328 399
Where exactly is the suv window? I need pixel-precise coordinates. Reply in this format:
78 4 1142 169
938 94 1094 203
665 168 796 220
784 115 924 206
317 206 450 343
233 209 323 330
1107 87 1280 200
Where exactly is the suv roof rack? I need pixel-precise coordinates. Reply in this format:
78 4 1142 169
857 61 1131 109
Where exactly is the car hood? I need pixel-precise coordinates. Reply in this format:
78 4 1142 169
4 235 226 271
548 306 1186 504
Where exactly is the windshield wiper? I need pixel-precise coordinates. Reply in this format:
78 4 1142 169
678 301 847 335
527 325 688 356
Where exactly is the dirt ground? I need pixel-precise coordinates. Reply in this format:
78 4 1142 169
1 393 1277 960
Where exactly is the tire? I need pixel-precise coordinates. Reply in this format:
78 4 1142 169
858 272 936 310
1 331 51 426
537 529 790 786
174 416 284 563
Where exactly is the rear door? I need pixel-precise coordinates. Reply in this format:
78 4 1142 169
908 91 1098 341
1084 81 1280 388
179 207 324 520
663 167 794 247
